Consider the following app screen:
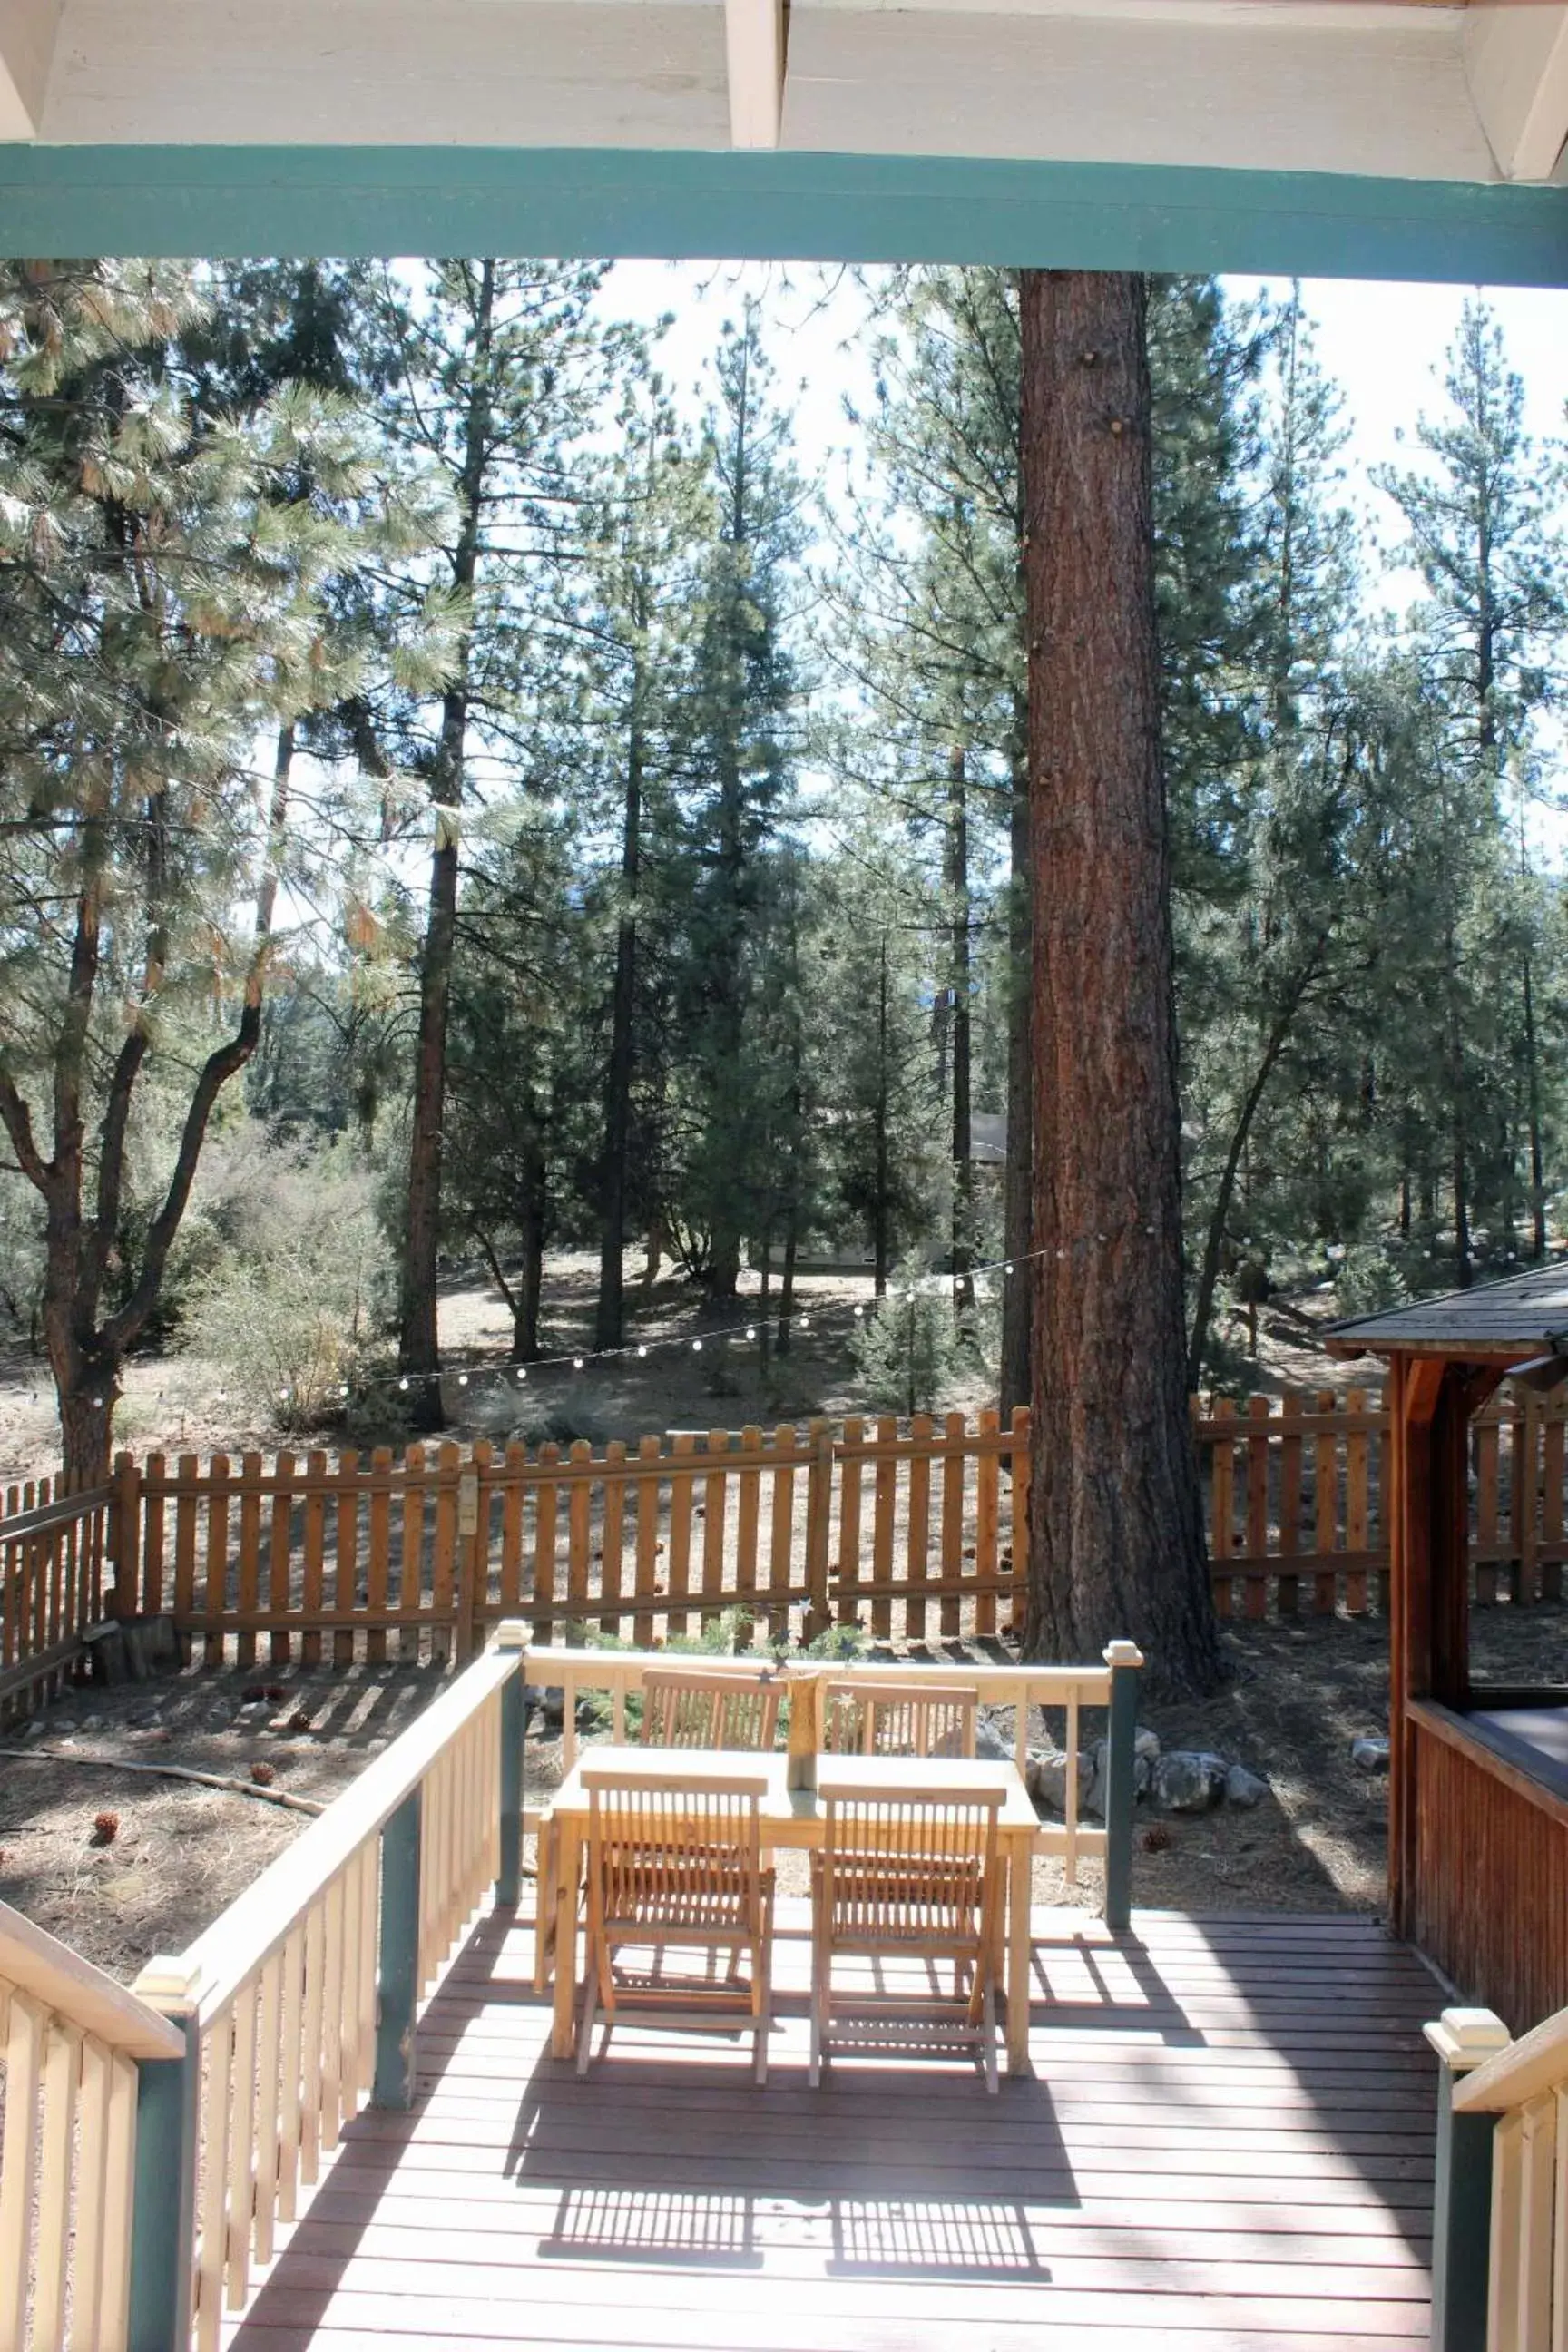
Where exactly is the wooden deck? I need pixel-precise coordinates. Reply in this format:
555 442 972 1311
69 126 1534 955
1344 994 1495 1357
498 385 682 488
225 1906 1440 2352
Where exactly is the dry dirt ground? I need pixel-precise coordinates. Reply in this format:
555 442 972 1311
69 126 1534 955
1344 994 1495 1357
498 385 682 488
5 1602 1563 1984
0 1252 1382 1486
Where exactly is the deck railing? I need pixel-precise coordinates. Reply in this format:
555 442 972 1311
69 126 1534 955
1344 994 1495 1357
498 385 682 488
1426 2000 1568 2352
127 1637 522 2352
99 1628 1139 2348
0 1896 185 2352
5 1382 1567 1710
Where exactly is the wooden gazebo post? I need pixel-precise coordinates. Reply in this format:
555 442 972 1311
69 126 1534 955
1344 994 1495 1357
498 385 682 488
1335 1265 1568 2033
1385 1351 1505 1939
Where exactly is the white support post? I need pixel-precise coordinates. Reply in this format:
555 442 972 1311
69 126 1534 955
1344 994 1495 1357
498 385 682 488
0 0 61 138
725 0 785 151
1465 0 1568 181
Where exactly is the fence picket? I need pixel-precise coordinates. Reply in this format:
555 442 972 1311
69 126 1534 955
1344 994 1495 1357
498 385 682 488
768 1423 796 1636
236 1452 263 1671
534 1444 560 1645
566 1441 592 1625
837 1417 864 1629
941 1410 966 1640
203 1452 230 1669
1313 1390 1338 1615
269 1451 295 1668
334 1448 360 1670
600 1440 626 1634
1210 1399 1235 1616
1476 1411 1501 1609
1278 1390 1303 1618
871 1416 897 1642
667 1433 696 1636
906 1413 934 1643
975 1407 1000 1638
702 1430 729 1613
1246 1396 1270 1620
399 1442 426 1664
367 1446 393 1666
633 1433 661 1646
1544 1409 1564 1603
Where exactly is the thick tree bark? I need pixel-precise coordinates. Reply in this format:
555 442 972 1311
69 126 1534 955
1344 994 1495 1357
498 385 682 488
946 743 975 1330
398 260 497 1424
1000 755 1032 1419
1019 269 1222 1700
872 933 892 1298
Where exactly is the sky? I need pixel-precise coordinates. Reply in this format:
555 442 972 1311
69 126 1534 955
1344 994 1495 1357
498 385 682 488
599 260 1568 854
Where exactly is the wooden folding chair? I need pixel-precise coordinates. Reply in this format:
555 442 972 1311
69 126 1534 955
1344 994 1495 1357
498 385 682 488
809 1775 1003 2093
640 1664 783 1752
822 1679 979 1759
576 1765 776 2082
534 1664 782 1995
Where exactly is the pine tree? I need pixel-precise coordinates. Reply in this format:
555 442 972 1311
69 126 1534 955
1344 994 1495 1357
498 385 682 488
1019 268 1222 1700
0 262 400 1478
667 306 804 1305
374 260 612 1412
1376 299 1567 1282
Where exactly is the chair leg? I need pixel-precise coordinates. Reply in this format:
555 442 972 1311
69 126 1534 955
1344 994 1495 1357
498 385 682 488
575 1964 600 2076
534 1817 558 1996
981 1978 998 2096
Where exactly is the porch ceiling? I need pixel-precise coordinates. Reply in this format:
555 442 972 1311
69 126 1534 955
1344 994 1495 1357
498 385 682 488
2 0 1567 186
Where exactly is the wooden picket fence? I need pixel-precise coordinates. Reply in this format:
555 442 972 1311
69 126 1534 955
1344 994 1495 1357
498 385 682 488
0 1472 112 1714
3 1385 1567 1707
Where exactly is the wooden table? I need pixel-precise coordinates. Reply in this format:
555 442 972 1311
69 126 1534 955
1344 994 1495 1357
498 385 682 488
541 1748 1042 2075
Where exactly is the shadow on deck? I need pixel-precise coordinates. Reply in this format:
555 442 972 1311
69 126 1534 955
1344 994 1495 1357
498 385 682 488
225 1906 1438 2351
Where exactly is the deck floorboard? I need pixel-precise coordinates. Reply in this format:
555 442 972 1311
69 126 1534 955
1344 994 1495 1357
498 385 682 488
225 1906 1441 2351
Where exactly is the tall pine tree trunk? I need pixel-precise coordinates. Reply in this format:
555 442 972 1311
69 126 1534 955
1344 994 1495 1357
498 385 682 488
1522 946 1547 1258
1019 269 1221 1700
1001 754 1032 1418
873 933 892 1298
398 261 496 1421
597 642 646 1351
947 743 975 1329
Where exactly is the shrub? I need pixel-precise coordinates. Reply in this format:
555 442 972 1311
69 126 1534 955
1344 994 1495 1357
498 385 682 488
850 1261 971 1416
180 1126 385 1429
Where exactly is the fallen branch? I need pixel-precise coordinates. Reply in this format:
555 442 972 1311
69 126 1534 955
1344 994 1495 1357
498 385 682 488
0 1747 325 1816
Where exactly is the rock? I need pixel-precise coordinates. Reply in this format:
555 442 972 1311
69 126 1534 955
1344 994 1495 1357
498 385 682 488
1351 1735 1390 1775
1026 1748 1091 1816
1152 1749 1227 1812
972 1716 1012 1764
1083 1737 1155 1818
525 1684 565 1731
1224 1763 1269 1809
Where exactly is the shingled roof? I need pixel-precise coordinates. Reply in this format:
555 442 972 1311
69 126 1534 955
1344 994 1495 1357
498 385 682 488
1328 1257 1568 1359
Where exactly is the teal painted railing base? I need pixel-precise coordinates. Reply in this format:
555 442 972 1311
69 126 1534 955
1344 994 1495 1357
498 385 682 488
0 147 1564 285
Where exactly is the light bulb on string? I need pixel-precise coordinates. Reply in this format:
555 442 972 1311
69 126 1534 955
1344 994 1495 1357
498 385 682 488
457 1374 469 1387
573 1357 584 1371
515 1368 526 1383
745 1326 756 1341
637 1345 647 1358
398 1377 409 1392
692 1338 702 1352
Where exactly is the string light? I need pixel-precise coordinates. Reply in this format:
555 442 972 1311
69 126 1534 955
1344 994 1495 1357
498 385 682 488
257 1240 1139 1417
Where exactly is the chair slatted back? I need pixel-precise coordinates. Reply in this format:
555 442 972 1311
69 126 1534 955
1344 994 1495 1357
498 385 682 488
640 1665 781 1753
822 1679 979 1761
587 1775 765 1941
818 1786 1001 1955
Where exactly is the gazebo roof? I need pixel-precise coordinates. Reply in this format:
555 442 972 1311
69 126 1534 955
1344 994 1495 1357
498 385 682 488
1328 1257 1568 1359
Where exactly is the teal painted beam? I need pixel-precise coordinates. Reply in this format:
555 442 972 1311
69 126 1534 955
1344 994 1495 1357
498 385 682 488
0 146 1566 285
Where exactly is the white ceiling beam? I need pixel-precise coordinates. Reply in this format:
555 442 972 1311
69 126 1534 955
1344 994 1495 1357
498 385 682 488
725 0 784 148
1464 0 1568 181
0 0 61 136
